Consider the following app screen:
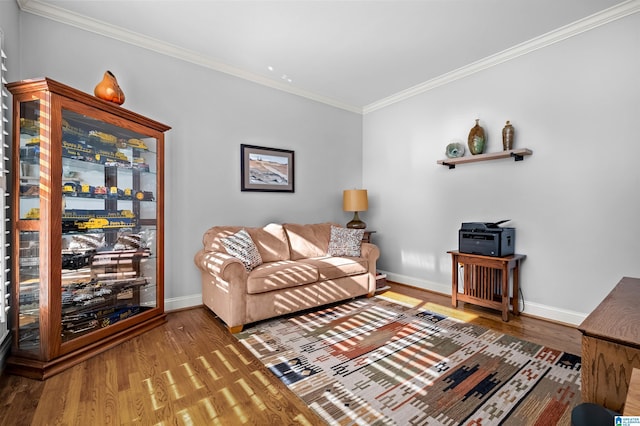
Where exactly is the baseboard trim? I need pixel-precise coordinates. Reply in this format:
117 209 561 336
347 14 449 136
165 294 202 312
162 275 589 326
378 269 587 326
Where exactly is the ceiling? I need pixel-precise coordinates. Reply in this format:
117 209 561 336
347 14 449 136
18 0 634 113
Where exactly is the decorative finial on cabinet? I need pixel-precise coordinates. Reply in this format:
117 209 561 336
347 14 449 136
94 71 125 105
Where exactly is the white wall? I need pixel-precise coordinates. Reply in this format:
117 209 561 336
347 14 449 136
364 12 640 324
0 1 19 80
12 6 640 325
17 13 363 309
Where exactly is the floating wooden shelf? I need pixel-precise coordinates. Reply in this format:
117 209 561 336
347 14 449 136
437 148 533 169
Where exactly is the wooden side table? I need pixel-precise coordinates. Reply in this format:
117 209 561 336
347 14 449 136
362 230 376 244
448 250 526 321
578 277 640 413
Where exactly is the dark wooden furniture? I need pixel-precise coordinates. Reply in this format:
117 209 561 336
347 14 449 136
362 230 376 243
448 250 525 321
6 78 170 379
579 277 640 413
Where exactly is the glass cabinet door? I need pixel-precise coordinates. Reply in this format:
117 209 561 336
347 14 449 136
17 231 40 352
59 109 158 343
17 100 42 353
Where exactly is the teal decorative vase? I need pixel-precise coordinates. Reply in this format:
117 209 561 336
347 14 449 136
468 119 485 155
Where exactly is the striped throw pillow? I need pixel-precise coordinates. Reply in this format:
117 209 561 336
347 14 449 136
220 229 263 271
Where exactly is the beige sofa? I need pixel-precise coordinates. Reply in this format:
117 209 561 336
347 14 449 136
194 222 380 332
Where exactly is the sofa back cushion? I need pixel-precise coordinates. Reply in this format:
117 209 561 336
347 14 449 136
283 222 335 260
202 223 290 262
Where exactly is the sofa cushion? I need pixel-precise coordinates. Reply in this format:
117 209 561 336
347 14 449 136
246 260 319 294
327 225 364 257
298 256 368 281
203 223 290 262
220 229 263 271
248 223 292 262
283 222 335 260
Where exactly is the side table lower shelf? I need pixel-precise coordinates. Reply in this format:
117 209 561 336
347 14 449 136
375 273 390 292
448 250 526 321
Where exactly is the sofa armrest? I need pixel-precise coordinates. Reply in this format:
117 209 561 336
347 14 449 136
194 249 249 330
360 243 380 296
361 242 380 264
194 250 248 283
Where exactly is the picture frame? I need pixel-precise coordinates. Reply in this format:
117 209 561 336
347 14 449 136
241 144 295 192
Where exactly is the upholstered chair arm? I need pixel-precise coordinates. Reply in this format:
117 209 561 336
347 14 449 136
360 242 380 296
194 250 248 283
360 242 380 265
195 249 249 332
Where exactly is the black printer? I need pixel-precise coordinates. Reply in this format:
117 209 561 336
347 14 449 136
458 220 515 257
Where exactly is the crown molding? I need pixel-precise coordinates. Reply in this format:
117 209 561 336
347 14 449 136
18 0 640 116
16 0 363 114
363 0 640 114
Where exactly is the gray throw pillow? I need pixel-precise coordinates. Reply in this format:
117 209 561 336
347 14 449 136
327 225 364 257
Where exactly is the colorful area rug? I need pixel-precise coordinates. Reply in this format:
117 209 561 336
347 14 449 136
236 296 582 425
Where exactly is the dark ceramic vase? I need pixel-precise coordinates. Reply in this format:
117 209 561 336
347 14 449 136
467 119 485 155
502 120 514 151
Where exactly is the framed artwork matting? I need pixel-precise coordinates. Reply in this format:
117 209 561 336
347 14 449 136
240 144 295 192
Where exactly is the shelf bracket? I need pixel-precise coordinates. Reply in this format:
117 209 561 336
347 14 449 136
442 162 455 169
511 152 524 161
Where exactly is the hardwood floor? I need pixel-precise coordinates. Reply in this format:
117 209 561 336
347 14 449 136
0 282 581 425
383 282 582 355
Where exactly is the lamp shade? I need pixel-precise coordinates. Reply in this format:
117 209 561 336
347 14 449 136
343 189 368 212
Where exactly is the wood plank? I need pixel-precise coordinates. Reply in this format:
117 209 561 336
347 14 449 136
0 282 581 424
581 335 640 413
579 277 640 412
578 277 640 347
437 148 532 167
382 282 582 355
624 368 640 415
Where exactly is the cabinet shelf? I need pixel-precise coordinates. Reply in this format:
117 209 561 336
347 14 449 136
437 148 533 169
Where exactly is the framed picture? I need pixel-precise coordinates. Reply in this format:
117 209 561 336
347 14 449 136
241 144 295 192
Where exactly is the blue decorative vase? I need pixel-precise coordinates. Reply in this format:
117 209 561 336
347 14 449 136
446 141 465 158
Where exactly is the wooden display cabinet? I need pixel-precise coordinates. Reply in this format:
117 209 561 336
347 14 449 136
579 277 640 413
6 78 170 379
